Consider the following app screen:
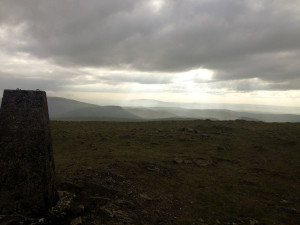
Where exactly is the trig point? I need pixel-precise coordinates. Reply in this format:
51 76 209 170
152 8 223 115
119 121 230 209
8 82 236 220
0 89 58 215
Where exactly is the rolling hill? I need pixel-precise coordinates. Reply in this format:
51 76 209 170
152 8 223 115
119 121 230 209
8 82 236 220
125 107 300 122
1 96 300 122
47 97 140 121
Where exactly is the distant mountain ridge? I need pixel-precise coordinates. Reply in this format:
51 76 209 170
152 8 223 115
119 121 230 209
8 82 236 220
47 97 140 121
125 106 300 122
0 97 140 121
128 99 300 115
1 97 300 122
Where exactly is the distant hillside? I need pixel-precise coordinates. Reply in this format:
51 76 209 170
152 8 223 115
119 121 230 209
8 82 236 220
1 96 300 122
47 97 99 118
47 97 140 121
125 107 300 122
124 107 177 119
0 96 140 121
238 117 261 122
57 106 140 121
128 99 300 115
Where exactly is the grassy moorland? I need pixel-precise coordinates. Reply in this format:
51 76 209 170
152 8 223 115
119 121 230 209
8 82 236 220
51 120 300 225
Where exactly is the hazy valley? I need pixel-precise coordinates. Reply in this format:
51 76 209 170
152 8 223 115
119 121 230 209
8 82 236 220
1 97 299 122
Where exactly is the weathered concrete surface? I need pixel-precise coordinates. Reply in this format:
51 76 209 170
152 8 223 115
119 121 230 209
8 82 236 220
0 89 58 215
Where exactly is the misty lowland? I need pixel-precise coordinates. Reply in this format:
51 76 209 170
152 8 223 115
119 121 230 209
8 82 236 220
1 94 299 225
1 97 299 123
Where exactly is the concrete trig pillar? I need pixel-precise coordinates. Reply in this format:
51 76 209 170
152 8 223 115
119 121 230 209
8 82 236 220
0 89 58 215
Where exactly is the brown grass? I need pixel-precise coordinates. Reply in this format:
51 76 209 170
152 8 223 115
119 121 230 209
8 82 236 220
51 120 300 225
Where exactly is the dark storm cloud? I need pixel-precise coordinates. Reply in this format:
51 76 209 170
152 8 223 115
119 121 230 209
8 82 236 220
1 0 300 90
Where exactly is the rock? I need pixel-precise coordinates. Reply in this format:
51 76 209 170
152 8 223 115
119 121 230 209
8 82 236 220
70 217 82 225
58 190 69 198
280 199 288 204
180 128 198 133
173 158 183 164
101 208 115 218
114 199 136 209
249 219 259 225
38 218 45 223
193 159 211 167
200 133 210 139
140 193 152 201
147 165 160 172
100 206 134 224
0 215 39 225
183 159 193 164
198 218 204 223
0 89 58 215
49 191 76 218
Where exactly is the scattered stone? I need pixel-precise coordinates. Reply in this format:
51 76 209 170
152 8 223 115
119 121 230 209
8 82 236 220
112 210 130 220
100 206 133 223
199 133 210 139
280 199 288 204
249 219 259 225
114 199 136 209
173 158 183 164
180 128 198 133
147 165 160 172
137 161 172 176
70 216 82 225
140 193 152 201
38 218 45 223
193 159 211 167
173 157 212 167
50 191 76 218
183 159 193 164
198 218 205 222
101 207 115 218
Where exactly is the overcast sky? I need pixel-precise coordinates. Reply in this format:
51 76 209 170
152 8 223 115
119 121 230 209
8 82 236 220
1 0 300 107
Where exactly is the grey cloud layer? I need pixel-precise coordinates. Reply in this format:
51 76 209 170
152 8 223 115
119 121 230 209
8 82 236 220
1 0 300 91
